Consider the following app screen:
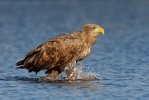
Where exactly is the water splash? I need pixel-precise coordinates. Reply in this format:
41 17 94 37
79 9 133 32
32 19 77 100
38 63 102 82
58 63 102 81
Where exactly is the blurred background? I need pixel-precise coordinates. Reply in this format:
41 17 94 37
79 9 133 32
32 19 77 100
0 0 149 100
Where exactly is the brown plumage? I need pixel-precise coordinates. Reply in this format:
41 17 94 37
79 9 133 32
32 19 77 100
16 24 104 80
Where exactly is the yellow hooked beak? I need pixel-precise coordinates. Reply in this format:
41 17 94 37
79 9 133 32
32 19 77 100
94 27 104 35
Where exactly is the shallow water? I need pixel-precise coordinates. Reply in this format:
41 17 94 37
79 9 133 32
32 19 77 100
0 0 149 100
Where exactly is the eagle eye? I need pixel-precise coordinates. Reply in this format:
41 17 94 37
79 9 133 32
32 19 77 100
92 27 96 29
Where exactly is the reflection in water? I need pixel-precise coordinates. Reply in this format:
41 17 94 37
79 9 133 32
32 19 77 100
1 75 101 100
2 75 100 89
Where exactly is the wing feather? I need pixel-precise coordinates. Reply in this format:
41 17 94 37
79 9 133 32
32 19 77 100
16 32 86 73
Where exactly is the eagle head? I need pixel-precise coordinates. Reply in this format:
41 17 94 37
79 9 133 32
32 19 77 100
83 24 104 36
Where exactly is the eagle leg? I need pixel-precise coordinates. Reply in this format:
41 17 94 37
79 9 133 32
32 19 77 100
45 61 78 80
46 66 61 79
65 61 78 80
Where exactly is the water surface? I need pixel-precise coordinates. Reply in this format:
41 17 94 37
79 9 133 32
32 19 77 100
0 0 149 100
